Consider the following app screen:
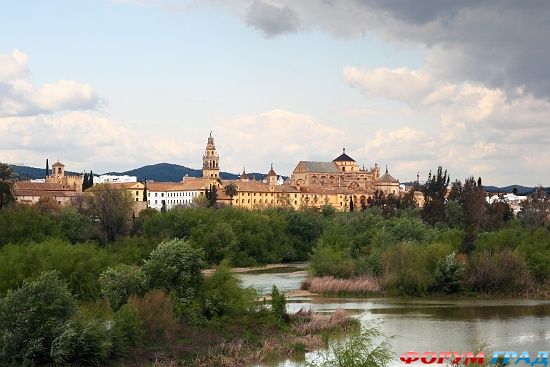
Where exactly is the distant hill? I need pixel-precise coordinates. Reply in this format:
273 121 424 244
10 165 80 180
402 181 544 195
11 163 274 182
105 163 246 181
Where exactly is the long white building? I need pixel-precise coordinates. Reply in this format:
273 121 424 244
146 178 221 210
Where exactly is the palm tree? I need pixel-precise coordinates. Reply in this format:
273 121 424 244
224 182 238 205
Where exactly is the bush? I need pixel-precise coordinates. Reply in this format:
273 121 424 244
0 271 76 365
0 205 60 245
433 252 464 294
310 241 356 278
111 304 143 355
466 249 533 293
199 261 256 319
0 240 114 300
271 285 288 323
128 290 179 345
143 238 206 298
50 313 112 365
100 265 148 310
380 243 433 296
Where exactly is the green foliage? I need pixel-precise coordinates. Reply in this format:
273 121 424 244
143 238 206 297
311 324 393 367
199 261 257 319
0 162 15 210
421 166 450 225
50 313 112 365
0 271 76 365
0 205 60 245
100 265 147 310
270 285 288 323
111 304 143 355
433 252 464 294
310 241 356 278
58 206 95 243
380 243 434 296
0 240 114 300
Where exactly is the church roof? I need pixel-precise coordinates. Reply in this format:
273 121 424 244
52 161 65 167
267 169 277 176
296 161 339 173
376 169 399 184
332 149 355 162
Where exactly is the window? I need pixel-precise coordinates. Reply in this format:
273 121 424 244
155 193 158 197
161 193 164 197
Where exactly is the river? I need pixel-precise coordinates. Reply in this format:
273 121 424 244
238 264 550 367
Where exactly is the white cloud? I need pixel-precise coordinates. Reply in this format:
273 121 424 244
0 50 98 117
0 49 28 82
215 109 346 174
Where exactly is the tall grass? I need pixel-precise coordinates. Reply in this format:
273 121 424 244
302 276 381 296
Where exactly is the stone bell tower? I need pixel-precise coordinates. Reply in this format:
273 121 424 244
202 132 220 179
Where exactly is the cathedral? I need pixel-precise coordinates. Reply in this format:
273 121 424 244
199 133 402 211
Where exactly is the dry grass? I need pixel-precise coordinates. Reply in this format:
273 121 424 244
302 276 381 296
293 309 358 335
192 309 355 367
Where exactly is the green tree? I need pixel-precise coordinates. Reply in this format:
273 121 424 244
86 184 134 242
142 239 206 298
433 252 464 294
99 265 147 310
421 166 450 225
349 196 355 212
0 163 15 210
0 271 76 365
206 184 218 207
45 159 49 179
224 182 238 205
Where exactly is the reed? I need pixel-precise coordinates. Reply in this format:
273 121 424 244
302 276 381 296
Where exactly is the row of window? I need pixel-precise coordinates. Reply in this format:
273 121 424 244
148 191 198 198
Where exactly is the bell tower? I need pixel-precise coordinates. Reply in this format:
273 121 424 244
202 132 220 179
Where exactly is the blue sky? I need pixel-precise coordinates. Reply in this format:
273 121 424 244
1 0 549 185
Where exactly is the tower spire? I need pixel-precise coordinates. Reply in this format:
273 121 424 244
202 132 220 179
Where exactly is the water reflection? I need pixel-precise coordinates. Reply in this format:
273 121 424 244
239 268 550 367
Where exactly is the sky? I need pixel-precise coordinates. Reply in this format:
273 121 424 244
0 0 549 185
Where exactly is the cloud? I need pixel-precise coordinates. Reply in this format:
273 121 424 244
343 64 550 184
0 50 98 117
245 0 301 37
0 49 28 82
187 1 550 99
215 109 346 174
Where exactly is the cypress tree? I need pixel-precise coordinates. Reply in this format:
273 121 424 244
45 159 49 179
83 172 89 190
349 196 355 212
89 170 94 187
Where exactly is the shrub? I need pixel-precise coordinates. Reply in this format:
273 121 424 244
433 252 464 294
304 276 380 296
0 205 60 245
310 323 393 367
0 239 114 300
128 290 179 345
466 249 533 293
271 285 288 323
0 271 76 364
100 265 148 310
50 314 112 365
199 261 256 319
309 241 355 278
143 239 206 298
380 243 433 296
111 304 143 355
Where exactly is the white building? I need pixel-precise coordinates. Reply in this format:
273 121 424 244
146 178 219 210
487 193 527 215
95 174 137 184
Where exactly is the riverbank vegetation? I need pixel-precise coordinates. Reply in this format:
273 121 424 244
0 163 549 365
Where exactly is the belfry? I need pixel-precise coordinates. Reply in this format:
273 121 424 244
202 132 220 179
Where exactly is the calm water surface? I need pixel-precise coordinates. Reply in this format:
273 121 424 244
238 266 550 367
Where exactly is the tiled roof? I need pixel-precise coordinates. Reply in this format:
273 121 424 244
296 161 339 173
14 181 77 197
376 172 399 184
332 152 355 162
